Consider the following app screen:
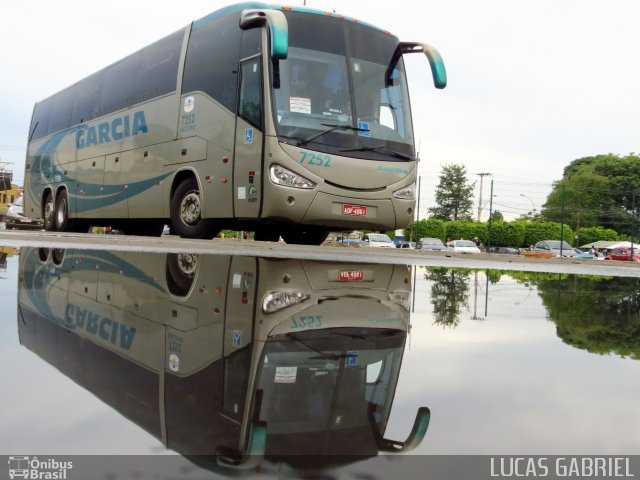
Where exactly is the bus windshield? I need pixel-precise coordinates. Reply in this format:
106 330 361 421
273 12 415 161
256 328 406 435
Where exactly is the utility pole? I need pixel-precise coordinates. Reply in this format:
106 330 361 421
476 173 492 221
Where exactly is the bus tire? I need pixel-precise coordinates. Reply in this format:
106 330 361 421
166 253 197 296
43 191 56 231
281 226 329 245
170 177 219 239
55 189 74 232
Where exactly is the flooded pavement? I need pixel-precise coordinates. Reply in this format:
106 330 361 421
1 242 639 479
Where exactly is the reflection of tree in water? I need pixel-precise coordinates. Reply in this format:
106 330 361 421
425 268 471 328
536 275 640 360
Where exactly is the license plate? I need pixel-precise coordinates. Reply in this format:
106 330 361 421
342 204 367 216
339 270 364 281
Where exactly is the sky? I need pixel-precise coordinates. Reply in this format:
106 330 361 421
1 0 639 218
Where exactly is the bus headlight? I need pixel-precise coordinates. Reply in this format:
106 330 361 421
392 183 416 200
262 291 311 313
270 165 316 189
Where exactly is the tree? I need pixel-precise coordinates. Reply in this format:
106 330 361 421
428 164 475 221
542 154 640 236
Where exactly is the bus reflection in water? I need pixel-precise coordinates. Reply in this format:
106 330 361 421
17 248 430 474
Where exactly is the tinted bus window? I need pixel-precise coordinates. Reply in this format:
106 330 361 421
47 85 75 135
240 28 262 60
138 30 183 101
239 59 262 129
71 72 103 125
30 100 52 141
182 13 242 111
98 54 141 117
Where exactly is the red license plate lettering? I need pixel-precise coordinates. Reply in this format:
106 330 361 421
342 204 367 216
339 270 364 281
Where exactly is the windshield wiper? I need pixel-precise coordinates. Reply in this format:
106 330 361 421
298 123 369 147
340 145 413 160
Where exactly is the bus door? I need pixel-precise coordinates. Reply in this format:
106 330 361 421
233 57 264 218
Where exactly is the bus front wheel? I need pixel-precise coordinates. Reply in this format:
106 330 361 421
171 177 219 239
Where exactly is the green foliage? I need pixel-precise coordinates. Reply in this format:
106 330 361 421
522 221 573 247
489 210 504 222
425 268 471 328
544 153 640 236
445 220 487 243
406 218 446 241
487 221 525 247
576 226 619 246
536 275 640 359
429 164 476 221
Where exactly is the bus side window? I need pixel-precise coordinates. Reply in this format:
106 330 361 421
239 59 263 129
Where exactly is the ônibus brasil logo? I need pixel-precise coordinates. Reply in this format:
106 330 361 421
7 456 73 479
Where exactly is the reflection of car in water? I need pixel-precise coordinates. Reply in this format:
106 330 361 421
17 248 428 474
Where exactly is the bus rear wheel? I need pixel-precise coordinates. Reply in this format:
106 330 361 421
281 226 329 246
43 192 56 231
170 177 220 239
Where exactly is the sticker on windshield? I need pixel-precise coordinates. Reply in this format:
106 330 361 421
275 366 297 383
290 97 311 114
357 121 370 137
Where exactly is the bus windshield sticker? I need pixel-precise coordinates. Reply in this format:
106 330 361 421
290 97 311 114
244 128 254 144
357 121 370 137
345 350 359 366
169 353 180 372
183 96 195 113
275 366 297 384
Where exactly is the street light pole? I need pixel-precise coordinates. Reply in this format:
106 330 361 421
520 194 535 217
476 173 492 221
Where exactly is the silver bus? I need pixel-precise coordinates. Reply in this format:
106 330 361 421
18 247 429 472
24 3 446 244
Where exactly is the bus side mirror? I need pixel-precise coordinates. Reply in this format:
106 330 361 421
377 406 431 452
216 420 267 469
240 9 289 60
386 42 447 89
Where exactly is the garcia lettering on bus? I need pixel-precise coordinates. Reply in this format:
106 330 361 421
65 303 136 349
75 111 148 149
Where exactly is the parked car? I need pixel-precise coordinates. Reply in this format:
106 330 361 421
398 241 416 249
416 237 447 251
361 233 395 248
604 247 639 262
573 248 601 260
447 239 481 254
488 247 520 255
5 196 44 230
533 240 577 258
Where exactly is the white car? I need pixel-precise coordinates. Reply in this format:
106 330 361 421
361 233 395 248
5 196 44 230
447 239 481 254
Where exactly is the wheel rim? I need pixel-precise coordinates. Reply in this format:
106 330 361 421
180 191 201 225
44 198 55 227
177 253 198 275
56 197 67 226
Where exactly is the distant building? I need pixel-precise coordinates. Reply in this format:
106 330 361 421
0 183 21 219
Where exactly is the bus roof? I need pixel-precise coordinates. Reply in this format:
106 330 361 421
194 2 396 37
